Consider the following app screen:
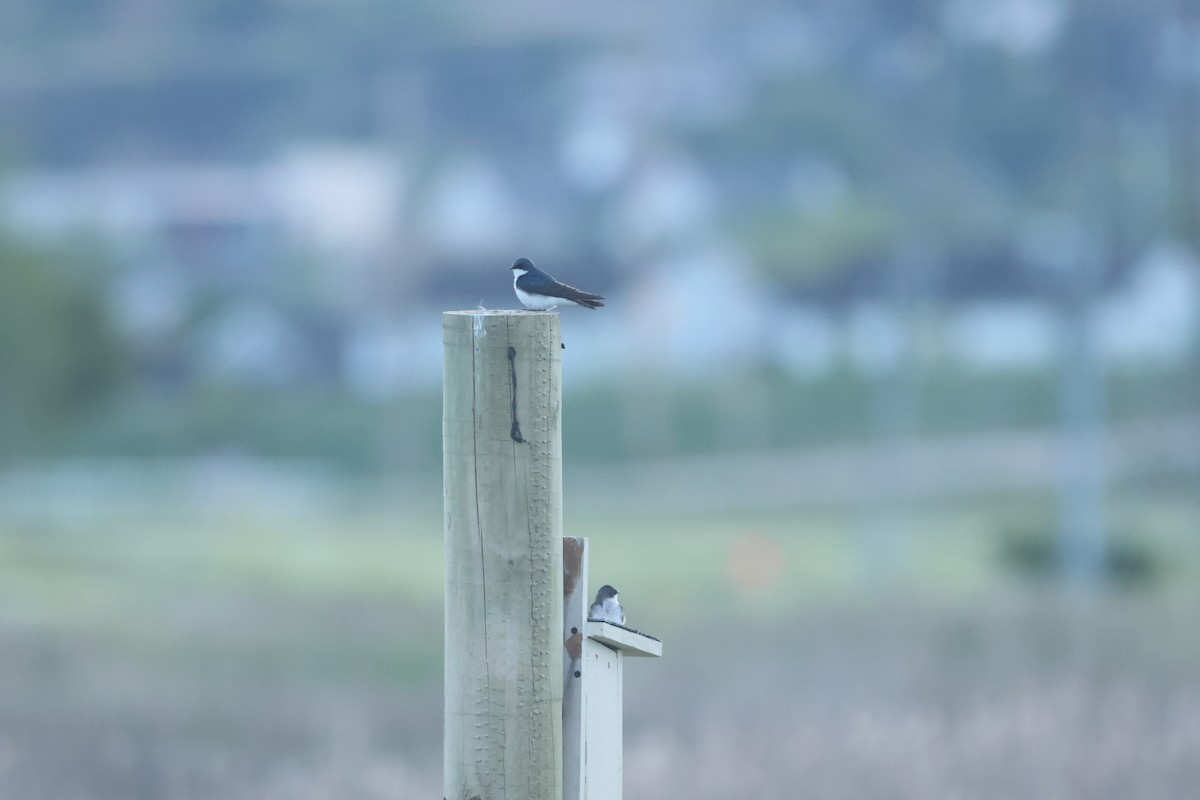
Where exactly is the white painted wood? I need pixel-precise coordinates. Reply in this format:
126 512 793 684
563 537 589 800
582 636 624 800
443 310 564 800
562 549 664 800
585 622 663 658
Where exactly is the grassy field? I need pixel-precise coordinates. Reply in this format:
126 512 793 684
0 485 1198 798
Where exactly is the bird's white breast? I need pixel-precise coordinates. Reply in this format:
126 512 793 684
589 596 624 624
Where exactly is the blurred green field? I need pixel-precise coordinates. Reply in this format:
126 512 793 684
59 364 1200 471
1 486 1198 798
4 485 1197 636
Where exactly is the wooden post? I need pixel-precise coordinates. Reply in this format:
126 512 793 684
443 310 564 800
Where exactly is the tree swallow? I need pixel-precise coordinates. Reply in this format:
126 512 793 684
588 584 625 625
511 257 605 310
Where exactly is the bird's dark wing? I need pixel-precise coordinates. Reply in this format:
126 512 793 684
540 281 605 303
518 273 605 308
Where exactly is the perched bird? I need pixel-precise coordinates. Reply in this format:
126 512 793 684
588 584 625 625
511 257 604 310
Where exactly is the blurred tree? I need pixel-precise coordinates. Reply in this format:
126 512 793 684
738 200 894 285
0 236 126 460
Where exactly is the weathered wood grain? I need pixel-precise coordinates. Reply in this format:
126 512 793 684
443 310 564 800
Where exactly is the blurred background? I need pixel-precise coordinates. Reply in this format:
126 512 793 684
1 0 1199 797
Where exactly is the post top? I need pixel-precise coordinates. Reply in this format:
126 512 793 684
444 309 559 316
